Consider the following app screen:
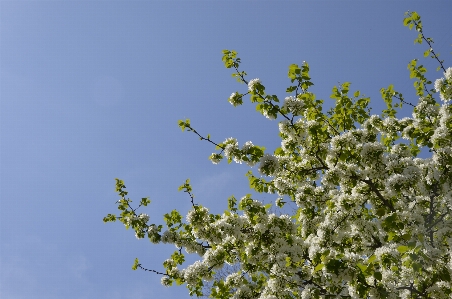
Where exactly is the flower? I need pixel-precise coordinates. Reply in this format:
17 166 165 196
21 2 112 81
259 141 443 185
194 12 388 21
186 206 209 225
183 261 209 286
282 96 304 115
138 213 149 222
434 68 452 102
258 154 280 176
223 137 239 159
228 92 242 106
242 141 254 153
161 276 171 287
275 197 285 207
147 224 158 234
161 230 177 244
444 67 452 80
248 78 261 92
262 108 276 120
209 153 222 164
435 78 445 92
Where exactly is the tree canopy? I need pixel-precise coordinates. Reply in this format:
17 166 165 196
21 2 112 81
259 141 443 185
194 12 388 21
104 11 452 299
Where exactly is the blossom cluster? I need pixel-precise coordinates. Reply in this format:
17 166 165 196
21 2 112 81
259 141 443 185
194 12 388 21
282 96 304 115
228 92 243 107
248 78 261 92
435 67 452 102
116 76 451 298
105 17 452 298
145 67 451 297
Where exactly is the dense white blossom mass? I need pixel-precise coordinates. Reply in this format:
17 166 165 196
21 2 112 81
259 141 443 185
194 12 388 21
105 14 452 299
434 67 452 102
248 78 261 92
120 74 452 297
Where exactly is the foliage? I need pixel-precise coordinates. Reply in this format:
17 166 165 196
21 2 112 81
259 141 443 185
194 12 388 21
104 12 452 299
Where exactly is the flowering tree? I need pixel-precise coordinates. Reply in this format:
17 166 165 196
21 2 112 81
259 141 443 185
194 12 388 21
104 12 452 299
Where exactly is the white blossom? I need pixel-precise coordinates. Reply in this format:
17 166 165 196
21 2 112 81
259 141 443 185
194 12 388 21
282 96 304 115
258 154 280 176
228 92 242 106
138 213 149 222
248 78 261 92
161 276 171 287
435 77 445 92
109 30 452 299
210 153 222 164
445 67 452 80
147 224 158 234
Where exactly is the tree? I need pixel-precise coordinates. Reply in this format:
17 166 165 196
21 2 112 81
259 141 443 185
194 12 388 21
104 11 452 299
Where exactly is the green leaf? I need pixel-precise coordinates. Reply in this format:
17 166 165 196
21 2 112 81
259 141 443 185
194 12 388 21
397 245 409 254
402 233 412 241
171 251 186 265
403 17 411 26
286 86 297 93
178 179 192 192
228 195 237 212
132 258 139 270
178 119 191 131
412 262 422 273
387 232 396 241
439 267 451 281
103 213 116 222
357 263 367 272
314 264 324 272
285 256 292 267
375 208 386 217
341 82 351 94
140 197 151 206
274 147 285 156
175 278 184 286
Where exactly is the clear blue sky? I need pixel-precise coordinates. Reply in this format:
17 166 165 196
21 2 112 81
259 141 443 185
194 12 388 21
1 1 451 298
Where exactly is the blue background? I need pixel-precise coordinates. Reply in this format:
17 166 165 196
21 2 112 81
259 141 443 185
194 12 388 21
1 1 451 298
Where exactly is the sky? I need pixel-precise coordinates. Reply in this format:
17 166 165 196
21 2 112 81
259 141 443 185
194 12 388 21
1 1 451 298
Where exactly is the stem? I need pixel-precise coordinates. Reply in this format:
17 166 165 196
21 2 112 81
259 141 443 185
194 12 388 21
409 13 446 73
